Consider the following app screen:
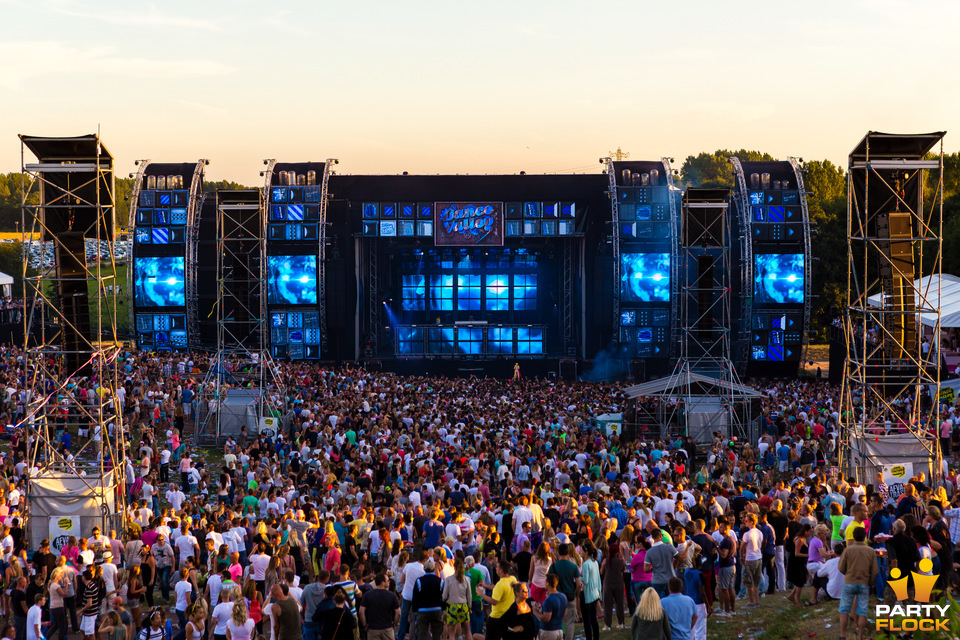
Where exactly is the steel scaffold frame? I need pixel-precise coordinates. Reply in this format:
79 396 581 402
562 239 574 356
366 239 379 357
789 156 815 367
728 158 752 370
604 158 621 339
196 189 285 443
125 159 149 336
185 161 207 348
658 189 751 441
664 158 681 358
840 133 945 480
20 133 126 531
318 159 336 351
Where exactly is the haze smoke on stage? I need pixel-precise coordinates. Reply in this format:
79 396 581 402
581 343 631 381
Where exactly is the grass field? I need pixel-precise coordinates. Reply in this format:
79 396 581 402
40 262 131 335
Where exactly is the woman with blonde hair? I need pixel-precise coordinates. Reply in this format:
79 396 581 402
98 611 126 640
630 587 671 640
527 543 553 605
226 596 254 640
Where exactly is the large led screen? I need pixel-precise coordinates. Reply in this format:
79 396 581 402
754 253 804 304
621 253 670 302
134 257 185 307
267 255 318 305
434 202 504 246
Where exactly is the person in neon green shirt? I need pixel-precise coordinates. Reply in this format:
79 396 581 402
829 502 846 542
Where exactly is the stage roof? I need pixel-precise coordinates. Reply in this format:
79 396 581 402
866 273 960 328
849 131 945 161
19 134 112 162
624 371 764 399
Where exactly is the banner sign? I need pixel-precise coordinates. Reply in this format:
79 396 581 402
930 379 960 406
434 202 504 246
882 462 914 505
50 516 80 556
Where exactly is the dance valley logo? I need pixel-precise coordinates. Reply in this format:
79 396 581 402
875 558 951 632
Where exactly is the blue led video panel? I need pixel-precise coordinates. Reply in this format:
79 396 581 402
754 253 804 304
621 253 670 302
134 257 185 307
267 255 318 305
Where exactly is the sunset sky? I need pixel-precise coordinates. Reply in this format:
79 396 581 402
2 0 957 184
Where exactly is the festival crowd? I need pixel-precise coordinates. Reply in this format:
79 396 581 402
0 349 957 640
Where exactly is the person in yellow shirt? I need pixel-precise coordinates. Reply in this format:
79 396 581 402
477 560 517 640
844 503 868 541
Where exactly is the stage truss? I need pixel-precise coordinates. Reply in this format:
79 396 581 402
19 133 127 522
196 189 286 443
659 188 752 441
788 156 815 367
840 131 945 480
728 158 753 370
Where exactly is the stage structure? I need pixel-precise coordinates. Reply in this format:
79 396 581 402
196 189 286 442
262 159 336 359
335 173 601 374
606 158 680 378
643 188 756 442
840 131 946 482
19 134 126 538
729 158 812 375
128 160 207 350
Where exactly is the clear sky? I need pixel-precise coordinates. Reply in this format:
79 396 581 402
2 0 958 185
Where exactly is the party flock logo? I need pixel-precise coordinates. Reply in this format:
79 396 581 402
875 558 951 632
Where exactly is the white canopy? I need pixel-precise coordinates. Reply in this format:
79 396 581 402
624 370 764 399
0 272 12 286
866 273 960 328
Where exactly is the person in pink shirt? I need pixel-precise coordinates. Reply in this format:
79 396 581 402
628 539 654 604
228 552 243 583
324 535 342 573
61 537 80 566
179 455 192 493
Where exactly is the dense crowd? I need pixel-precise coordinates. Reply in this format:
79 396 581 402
0 350 957 640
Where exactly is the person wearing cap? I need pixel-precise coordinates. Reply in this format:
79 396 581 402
101 551 118 603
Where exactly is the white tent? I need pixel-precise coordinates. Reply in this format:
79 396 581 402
28 470 122 556
866 273 960 328
0 271 12 298
847 433 936 486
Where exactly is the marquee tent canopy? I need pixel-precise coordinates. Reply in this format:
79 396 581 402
624 370 765 399
866 273 960 328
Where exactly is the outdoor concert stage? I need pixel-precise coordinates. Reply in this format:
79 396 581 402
127 158 814 380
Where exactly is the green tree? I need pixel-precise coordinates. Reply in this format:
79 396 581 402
203 180 252 192
0 242 37 298
803 160 848 340
678 149 776 188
